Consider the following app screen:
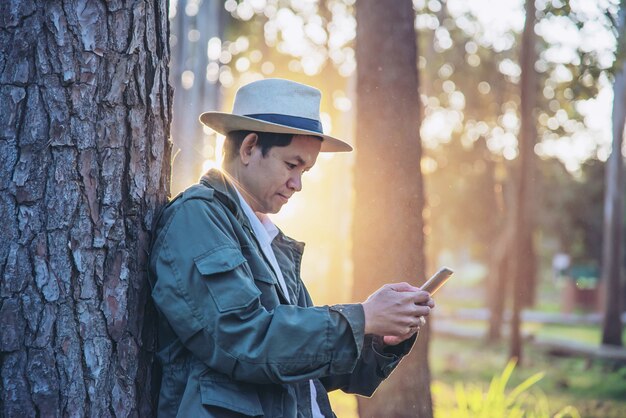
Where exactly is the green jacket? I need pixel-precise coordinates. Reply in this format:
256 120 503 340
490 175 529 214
149 169 415 417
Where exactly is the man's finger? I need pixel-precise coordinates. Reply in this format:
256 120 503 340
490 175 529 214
389 282 421 292
412 290 431 303
414 305 431 317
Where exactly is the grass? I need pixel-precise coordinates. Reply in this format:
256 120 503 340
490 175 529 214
430 335 626 418
432 359 566 418
529 322 626 346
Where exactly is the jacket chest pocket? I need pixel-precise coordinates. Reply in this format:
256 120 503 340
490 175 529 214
194 247 261 314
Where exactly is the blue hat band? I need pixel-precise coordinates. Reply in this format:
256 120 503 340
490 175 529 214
245 113 323 135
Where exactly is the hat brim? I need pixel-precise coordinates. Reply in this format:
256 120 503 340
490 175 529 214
199 112 353 152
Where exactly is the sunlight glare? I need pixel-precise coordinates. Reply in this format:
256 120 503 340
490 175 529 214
181 70 194 89
249 50 263 62
333 96 352 112
421 156 438 175
467 54 481 67
449 91 465 111
261 61 275 74
498 59 521 79
207 37 221 61
169 0 177 19
249 0 267 11
421 109 460 147
206 62 219 83
500 110 519 132
236 57 251 72
202 159 219 173
224 0 237 13
442 80 455 94
320 112 332 136
447 0 524 47
477 81 490 95
188 29 200 42
305 21 328 45
236 2 255 21
438 64 454 79
218 68 234 87
235 36 250 53
551 64 573 83
301 53 323 76
464 41 478 54
199 134 225 173
219 50 232 64
185 0 199 17
536 130 604 172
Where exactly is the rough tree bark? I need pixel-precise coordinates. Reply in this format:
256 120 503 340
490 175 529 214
509 0 538 362
353 1 431 417
0 1 171 416
601 5 626 347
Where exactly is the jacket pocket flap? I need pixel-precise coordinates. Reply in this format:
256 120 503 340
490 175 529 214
194 247 246 275
194 247 261 313
199 377 263 416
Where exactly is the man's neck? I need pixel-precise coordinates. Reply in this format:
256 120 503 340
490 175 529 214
222 163 263 217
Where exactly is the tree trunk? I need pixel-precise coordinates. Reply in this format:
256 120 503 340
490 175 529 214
0 1 172 416
510 0 538 362
170 0 224 194
486 149 512 342
353 1 430 417
600 6 626 347
487 215 514 342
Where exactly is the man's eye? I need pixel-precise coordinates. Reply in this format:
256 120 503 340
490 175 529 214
286 162 296 169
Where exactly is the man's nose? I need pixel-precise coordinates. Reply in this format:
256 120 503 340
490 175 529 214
287 173 302 192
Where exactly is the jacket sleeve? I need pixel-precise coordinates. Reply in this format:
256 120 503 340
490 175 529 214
150 196 365 385
318 332 417 397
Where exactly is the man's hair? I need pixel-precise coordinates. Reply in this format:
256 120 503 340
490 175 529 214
222 131 294 162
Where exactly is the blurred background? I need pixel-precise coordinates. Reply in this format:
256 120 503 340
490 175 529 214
166 0 626 416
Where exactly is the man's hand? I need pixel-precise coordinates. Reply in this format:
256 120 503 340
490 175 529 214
361 282 434 344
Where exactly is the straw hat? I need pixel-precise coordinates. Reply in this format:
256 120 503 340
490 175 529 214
199 78 352 152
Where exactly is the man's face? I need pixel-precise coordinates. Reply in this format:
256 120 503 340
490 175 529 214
240 134 322 214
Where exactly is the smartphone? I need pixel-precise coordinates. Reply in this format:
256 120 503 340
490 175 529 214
420 267 454 295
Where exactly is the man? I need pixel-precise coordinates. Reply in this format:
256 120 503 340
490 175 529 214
149 78 434 417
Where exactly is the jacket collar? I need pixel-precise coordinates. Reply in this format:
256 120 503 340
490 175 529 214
199 168 250 228
198 168 305 254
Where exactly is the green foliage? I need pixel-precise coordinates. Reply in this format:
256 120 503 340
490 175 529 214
536 157 605 264
437 359 580 418
424 135 503 265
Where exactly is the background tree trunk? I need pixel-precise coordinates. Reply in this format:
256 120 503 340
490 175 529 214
170 0 224 194
601 5 626 347
353 1 431 416
486 217 514 342
509 0 538 362
487 156 514 342
0 1 171 416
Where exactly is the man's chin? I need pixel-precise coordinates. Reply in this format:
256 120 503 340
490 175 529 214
266 201 288 214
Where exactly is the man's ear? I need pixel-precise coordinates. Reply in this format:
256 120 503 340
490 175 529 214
239 133 259 165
